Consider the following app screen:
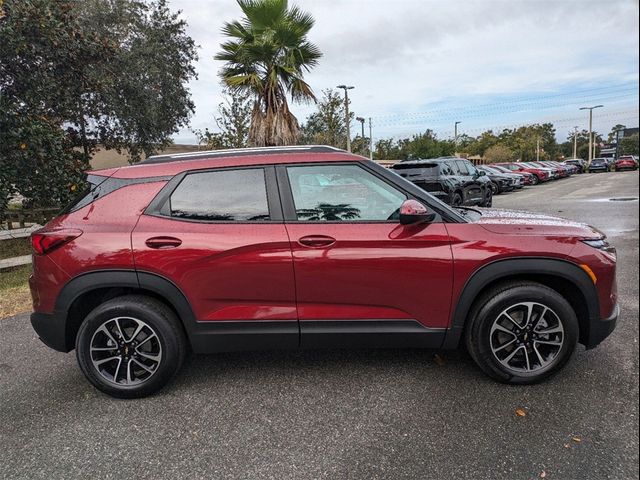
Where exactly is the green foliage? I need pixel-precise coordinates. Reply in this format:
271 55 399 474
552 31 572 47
484 144 515 163
620 134 639 156
299 89 351 148
608 124 626 143
196 88 252 149
373 130 454 160
0 0 197 209
216 0 321 146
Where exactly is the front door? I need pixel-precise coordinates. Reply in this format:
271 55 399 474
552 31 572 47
278 162 454 349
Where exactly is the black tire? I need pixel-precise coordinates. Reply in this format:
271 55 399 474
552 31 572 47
465 281 578 384
490 182 499 195
481 187 493 207
451 192 463 206
76 295 187 399
530 175 540 185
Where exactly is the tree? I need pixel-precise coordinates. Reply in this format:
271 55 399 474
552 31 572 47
0 0 198 208
299 88 350 148
196 88 252 149
620 134 639 156
215 0 322 146
608 124 626 143
484 145 515 164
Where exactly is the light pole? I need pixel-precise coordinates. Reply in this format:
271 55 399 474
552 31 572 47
368 117 373 160
579 105 603 165
355 116 365 155
337 85 354 152
454 121 461 154
572 126 578 159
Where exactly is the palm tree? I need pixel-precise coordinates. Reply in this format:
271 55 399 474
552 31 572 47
215 0 322 146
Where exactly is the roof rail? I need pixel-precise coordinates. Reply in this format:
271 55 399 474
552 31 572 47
140 145 346 164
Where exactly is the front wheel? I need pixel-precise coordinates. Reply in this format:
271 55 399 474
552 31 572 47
76 295 187 398
451 192 463 206
465 282 578 384
530 175 540 185
480 187 493 207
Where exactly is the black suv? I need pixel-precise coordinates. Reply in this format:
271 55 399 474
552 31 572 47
391 157 492 207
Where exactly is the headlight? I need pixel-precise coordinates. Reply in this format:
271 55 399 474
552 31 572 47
581 238 617 259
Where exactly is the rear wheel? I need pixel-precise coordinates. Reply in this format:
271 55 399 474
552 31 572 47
465 282 578 384
76 295 187 398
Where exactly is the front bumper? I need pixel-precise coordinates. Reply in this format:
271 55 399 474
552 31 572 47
31 311 71 352
584 303 619 350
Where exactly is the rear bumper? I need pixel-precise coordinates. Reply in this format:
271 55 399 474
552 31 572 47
31 311 71 352
584 303 619 350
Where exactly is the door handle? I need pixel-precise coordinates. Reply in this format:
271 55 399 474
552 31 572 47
145 236 182 249
298 235 336 248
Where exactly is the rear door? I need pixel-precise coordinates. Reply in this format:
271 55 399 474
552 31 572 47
278 162 453 349
132 166 298 351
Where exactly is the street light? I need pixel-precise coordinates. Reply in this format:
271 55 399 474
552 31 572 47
355 116 365 154
337 85 354 152
454 121 461 154
579 105 603 165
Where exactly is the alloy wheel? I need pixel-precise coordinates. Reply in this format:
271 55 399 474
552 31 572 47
90 317 162 386
489 302 564 373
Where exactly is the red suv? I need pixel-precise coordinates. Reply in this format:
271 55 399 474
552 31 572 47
615 155 638 171
29 146 619 398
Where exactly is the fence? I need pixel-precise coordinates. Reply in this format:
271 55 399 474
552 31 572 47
1 208 59 230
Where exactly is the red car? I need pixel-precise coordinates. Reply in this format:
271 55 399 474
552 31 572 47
615 156 638 171
30 146 618 398
495 162 551 184
491 165 535 185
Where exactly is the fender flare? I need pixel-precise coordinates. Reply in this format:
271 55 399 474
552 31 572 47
55 270 197 350
441 257 599 349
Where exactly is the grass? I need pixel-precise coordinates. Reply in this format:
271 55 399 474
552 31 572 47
0 264 32 318
0 237 32 260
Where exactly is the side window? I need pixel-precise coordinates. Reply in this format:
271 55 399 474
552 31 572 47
455 160 470 175
169 168 270 221
286 164 407 222
441 162 454 176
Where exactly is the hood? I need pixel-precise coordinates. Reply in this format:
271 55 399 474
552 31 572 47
472 208 603 237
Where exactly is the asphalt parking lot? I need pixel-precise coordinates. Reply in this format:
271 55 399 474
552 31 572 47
1 171 638 480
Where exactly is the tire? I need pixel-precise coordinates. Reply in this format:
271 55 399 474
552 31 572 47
76 295 187 399
490 182 499 195
481 187 493 207
530 175 540 185
464 281 578 384
451 192 463 206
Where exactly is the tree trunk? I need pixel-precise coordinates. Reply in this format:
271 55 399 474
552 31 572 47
248 102 299 147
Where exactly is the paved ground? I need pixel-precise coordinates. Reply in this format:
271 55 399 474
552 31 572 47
1 172 638 480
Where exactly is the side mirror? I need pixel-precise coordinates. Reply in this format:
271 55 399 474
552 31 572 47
478 170 486 176
399 199 436 225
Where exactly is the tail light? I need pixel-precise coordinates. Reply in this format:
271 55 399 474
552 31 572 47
31 229 83 255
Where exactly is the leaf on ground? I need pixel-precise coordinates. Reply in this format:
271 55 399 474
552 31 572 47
571 436 582 443
540 471 546 478
433 353 445 366
515 408 527 417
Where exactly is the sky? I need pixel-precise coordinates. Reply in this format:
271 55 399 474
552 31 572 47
168 0 640 145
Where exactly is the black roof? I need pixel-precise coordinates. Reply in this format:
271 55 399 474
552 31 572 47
140 145 345 164
393 156 466 167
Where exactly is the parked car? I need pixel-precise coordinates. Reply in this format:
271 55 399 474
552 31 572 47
588 158 609 173
563 158 586 173
526 161 562 179
30 145 618 398
615 155 638 171
495 162 551 184
477 165 522 193
491 165 536 185
391 157 492 207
